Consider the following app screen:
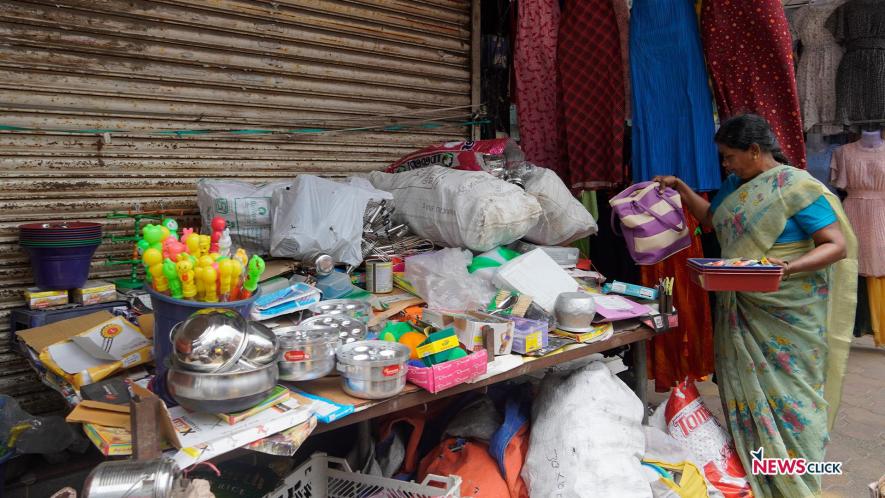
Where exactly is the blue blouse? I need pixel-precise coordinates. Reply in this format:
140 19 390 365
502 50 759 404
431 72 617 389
710 175 837 243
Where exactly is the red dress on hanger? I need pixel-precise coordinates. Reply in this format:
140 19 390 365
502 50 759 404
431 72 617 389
701 0 806 168
514 0 560 170
556 0 626 190
640 208 715 391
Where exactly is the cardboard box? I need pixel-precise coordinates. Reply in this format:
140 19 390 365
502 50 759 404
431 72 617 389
453 311 514 356
23 287 68 310
16 311 152 390
421 309 515 356
407 348 488 393
509 317 549 354
83 423 135 456
72 280 117 305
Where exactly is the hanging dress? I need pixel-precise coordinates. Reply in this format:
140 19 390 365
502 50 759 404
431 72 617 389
556 0 626 190
826 0 885 125
514 0 560 170
830 140 885 345
701 0 807 169
793 2 846 134
630 0 720 191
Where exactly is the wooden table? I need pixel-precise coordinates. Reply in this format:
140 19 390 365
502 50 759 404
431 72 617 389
313 325 654 435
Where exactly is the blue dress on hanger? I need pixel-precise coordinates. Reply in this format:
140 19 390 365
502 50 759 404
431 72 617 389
630 0 721 191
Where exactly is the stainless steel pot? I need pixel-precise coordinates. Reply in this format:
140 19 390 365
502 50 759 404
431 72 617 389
171 308 248 373
240 321 279 367
299 314 367 347
336 340 409 399
553 292 597 333
166 359 278 413
275 326 337 381
82 458 179 498
309 299 370 320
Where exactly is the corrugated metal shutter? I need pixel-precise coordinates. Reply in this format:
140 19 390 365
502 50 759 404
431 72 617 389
0 0 476 413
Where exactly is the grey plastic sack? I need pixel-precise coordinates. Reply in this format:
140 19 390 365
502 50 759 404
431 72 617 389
523 167 598 245
368 166 542 252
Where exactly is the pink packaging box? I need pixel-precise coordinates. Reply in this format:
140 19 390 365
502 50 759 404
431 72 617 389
407 348 488 394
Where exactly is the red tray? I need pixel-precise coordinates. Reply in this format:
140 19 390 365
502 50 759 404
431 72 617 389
688 267 783 292
687 258 782 272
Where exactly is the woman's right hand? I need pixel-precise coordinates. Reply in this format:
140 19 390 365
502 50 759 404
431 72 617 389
652 175 681 192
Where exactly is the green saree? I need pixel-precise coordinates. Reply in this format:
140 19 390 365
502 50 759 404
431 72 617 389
710 165 858 498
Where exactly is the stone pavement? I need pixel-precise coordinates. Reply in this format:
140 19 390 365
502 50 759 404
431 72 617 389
649 335 884 498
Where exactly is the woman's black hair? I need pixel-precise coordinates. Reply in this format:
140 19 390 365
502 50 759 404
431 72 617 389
714 114 791 165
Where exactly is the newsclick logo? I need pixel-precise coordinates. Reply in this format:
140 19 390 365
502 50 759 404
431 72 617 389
750 447 843 476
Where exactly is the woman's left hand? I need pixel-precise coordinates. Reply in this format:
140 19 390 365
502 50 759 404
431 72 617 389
767 257 791 275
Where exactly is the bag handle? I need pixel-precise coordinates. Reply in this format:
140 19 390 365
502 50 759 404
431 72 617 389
611 184 685 234
631 198 685 232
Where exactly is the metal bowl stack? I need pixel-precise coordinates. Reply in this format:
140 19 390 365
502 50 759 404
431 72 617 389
166 308 279 413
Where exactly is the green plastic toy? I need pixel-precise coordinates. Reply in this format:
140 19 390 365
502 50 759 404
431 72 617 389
242 255 265 298
163 258 183 299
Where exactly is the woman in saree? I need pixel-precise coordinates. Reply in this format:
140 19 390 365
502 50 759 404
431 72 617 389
655 114 858 498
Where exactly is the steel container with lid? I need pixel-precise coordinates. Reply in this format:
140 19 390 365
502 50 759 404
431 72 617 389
336 340 410 399
299 314 367 347
309 299 370 321
274 326 338 381
170 308 249 373
82 457 179 498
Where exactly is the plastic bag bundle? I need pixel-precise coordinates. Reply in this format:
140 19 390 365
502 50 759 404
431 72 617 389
404 248 494 312
197 179 290 255
270 176 392 266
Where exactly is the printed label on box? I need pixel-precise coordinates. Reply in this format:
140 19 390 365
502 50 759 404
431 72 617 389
382 365 401 377
416 335 459 358
524 332 541 353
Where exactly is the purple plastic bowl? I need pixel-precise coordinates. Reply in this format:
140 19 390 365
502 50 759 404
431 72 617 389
23 243 100 290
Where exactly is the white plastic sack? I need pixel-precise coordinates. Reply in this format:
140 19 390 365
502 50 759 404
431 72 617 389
404 248 494 312
522 361 652 498
197 179 290 255
523 168 598 245
270 175 392 266
368 166 542 252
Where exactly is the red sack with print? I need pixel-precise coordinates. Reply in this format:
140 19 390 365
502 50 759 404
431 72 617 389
385 138 524 173
665 379 753 497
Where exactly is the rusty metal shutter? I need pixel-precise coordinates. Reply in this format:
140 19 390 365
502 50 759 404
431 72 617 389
0 0 476 413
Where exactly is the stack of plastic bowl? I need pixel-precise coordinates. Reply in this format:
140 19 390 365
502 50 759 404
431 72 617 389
19 222 103 290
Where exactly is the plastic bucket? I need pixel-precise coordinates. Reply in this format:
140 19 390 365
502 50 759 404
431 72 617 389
146 287 260 376
23 244 100 290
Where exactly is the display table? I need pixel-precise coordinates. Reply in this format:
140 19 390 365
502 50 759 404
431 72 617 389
313 325 654 435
